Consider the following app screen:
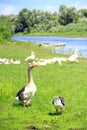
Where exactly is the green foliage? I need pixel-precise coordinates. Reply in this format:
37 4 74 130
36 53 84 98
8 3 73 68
79 9 87 17
58 5 79 25
47 22 87 37
0 41 87 130
0 15 15 41
13 6 86 35
0 15 15 44
14 8 58 33
15 8 31 33
0 5 87 39
14 5 87 34
78 17 87 23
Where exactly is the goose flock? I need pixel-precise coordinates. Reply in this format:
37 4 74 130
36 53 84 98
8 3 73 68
0 46 79 115
14 49 79 113
0 49 79 113
0 49 79 65
0 58 20 64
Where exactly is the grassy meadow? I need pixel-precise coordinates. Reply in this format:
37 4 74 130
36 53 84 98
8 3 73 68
0 41 87 130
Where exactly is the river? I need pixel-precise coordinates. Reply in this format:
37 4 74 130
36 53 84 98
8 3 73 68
12 35 87 58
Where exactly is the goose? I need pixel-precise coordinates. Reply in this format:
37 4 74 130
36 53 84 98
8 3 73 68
0 58 6 64
68 49 79 63
25 51 35 63
15 61 38 107
4 59 11 64
11 59 20 64
52 96 66 114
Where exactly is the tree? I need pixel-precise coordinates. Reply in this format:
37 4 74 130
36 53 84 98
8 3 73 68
58 5 79 25
78 9 87 17
58 5 68 25
66 7 79 24
15 8 31 33
0 15 15 40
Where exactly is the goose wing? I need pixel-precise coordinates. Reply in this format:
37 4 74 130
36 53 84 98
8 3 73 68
15 86 25 101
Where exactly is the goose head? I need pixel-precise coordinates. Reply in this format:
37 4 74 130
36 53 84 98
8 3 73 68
28 61 38 68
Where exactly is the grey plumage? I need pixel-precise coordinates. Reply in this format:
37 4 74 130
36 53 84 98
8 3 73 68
15 62 37 107
52 96 66 114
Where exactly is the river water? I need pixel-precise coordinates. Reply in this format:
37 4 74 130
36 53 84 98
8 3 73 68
12 35 87 58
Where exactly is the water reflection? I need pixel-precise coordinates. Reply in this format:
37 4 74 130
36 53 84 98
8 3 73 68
12 36 87 58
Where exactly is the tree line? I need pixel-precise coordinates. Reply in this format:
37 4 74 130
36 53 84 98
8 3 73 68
0 4 87 42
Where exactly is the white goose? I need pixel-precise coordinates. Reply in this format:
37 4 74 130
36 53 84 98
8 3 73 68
15 62 37 107
25 51 35 63
52 96 66 114
68 49 79 63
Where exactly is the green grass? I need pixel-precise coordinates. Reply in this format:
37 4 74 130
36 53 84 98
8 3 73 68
0 41 87 130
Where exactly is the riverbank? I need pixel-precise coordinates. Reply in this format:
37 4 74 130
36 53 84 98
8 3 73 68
0 40 87 130
12 35 87 58
16 31 87 38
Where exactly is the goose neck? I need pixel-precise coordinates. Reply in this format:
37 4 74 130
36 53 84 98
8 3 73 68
28 67 33 82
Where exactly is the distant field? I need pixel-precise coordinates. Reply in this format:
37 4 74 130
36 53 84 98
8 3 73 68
0 41 87 130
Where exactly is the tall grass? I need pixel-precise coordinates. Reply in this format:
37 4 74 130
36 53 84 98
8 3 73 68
0 41 87 130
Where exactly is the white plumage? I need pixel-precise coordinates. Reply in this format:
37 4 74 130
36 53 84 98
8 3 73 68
15 62 37 107
52 96 66 114
25 51 35 63
68 49 79 63
10 59 20 64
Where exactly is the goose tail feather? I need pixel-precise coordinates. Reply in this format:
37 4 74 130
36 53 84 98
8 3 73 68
15 96 19 101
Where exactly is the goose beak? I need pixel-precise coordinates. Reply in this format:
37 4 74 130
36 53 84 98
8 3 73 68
32 61 38 66
33 63 38 67
28 61 38 67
